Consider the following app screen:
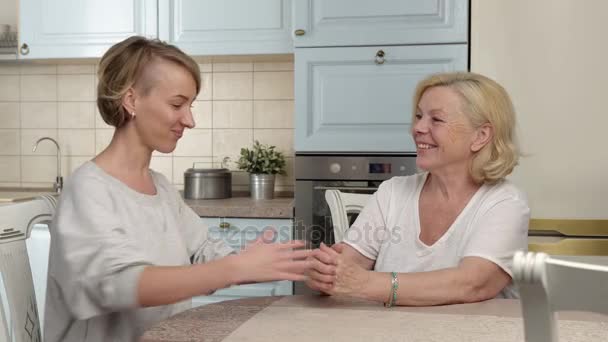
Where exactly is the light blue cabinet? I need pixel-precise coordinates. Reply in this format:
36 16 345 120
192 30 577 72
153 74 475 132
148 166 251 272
191 217 294 307
159 0 293 55
17 0 291 59
293 0 468 47
294 45 468 153
18 0 157 59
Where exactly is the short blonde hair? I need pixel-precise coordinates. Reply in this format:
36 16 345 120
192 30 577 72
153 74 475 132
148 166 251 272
411 72 520 184
97 36 201 128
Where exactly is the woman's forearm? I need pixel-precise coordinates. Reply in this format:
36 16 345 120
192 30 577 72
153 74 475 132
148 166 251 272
137 255 239 307
358 269 474 306
359 264 507 306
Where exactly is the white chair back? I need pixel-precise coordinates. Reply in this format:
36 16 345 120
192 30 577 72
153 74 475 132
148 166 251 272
324 190 371 243
0 195 56 342
513 251 608 342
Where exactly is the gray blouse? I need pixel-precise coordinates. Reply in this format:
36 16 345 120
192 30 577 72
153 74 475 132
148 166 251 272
44 161 234 342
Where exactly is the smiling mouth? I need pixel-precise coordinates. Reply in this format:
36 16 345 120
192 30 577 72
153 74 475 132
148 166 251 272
417 143 436 149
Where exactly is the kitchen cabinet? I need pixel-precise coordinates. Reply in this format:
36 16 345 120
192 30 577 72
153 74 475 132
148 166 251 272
292 0 468 47
18 0 157 59
294 45 468 153
16 0 291 59
293 0 469 153
191 217 293 307
159 0 293 55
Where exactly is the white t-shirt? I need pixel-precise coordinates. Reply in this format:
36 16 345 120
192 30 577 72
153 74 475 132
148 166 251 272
343 172 530 298
44 161 234 342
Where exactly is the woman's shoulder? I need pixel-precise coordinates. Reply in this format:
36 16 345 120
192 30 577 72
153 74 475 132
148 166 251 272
484 179 528 203
64 160 111 191
475 179 530 216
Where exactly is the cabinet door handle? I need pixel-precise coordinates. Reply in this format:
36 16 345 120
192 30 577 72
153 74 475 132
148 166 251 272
375 49 385 65
294 29 306 36
20 43 30 55
219 221 231 229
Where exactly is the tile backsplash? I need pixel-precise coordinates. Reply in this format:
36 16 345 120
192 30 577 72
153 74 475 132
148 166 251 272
0 59 295 192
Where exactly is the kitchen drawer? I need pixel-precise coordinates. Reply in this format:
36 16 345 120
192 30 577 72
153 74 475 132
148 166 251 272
190 281 290 307
191 281 292 308
215 281 292 297
195 217 295 307
203 217 293 250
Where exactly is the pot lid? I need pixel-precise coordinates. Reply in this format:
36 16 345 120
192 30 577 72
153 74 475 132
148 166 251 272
184 168 231 178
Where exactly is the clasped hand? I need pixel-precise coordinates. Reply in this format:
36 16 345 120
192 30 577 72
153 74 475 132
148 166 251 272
305 243 369 296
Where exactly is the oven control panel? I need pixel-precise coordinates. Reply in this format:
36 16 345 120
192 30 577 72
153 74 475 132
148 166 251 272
296 155 418 181
329 162 341 174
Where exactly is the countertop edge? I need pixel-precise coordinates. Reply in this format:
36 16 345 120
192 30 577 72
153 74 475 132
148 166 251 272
184 196 295 219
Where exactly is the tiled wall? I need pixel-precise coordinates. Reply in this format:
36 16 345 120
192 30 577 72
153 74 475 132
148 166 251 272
0 59 295 192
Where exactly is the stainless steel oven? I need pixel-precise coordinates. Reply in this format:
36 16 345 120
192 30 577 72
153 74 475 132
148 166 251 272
293 154 417 293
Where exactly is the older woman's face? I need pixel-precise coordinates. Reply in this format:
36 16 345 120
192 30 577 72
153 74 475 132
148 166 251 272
131 59 197 153
413 86 477 173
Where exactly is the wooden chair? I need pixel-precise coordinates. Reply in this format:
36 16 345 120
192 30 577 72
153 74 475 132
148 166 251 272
513 251 608 342
324 190 371 243
0 195 56 342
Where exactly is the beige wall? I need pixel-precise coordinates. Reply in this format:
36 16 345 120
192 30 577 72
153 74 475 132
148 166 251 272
0 59 295 192
471 0 608 218
0 0 17 32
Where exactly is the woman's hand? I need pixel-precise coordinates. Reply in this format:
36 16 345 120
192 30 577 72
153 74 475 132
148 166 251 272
306 243 370 297
323 243 371 296
230 231 313 284
305 243 337 293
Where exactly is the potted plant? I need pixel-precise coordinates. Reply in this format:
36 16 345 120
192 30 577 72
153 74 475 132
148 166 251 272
237 140 286 200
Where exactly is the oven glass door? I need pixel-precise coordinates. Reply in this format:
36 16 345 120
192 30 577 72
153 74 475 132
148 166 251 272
295 180 380 249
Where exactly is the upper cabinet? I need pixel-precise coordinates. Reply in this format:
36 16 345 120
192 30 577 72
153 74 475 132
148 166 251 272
18 0 157 59
294 45 467 153
15 0 292 59
292 0 468 47
158 0 293 55
293 0 469 153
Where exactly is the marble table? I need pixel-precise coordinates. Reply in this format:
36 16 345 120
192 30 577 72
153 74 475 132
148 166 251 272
140 295 608 342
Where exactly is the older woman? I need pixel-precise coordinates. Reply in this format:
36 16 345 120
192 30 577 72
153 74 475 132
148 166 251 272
44 36 311 342
306 72 530 306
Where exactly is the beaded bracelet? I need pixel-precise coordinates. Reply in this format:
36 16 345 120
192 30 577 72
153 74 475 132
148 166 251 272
384 272 399 308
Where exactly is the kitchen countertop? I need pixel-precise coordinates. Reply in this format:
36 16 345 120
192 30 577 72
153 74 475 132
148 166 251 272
0 187 294 219
184 194 294 219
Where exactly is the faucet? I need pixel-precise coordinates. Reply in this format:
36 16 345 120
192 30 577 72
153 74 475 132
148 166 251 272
32 137 63 194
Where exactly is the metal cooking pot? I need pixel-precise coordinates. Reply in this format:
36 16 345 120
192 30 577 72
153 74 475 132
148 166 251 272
184 167 232 199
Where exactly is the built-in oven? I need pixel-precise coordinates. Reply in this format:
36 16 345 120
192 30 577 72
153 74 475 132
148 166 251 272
294 154 417 294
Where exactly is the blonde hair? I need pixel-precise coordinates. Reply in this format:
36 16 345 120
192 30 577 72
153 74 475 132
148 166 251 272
411 72 520 184
97 36 201 128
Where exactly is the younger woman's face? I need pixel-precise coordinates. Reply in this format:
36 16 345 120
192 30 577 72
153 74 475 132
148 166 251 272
131 59 197 154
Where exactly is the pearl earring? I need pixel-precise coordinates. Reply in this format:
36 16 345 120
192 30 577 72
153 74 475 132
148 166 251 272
131 111 136 117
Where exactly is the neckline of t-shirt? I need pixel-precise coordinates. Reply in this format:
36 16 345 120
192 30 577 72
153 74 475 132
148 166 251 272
413 172 488 251
85 160 162 205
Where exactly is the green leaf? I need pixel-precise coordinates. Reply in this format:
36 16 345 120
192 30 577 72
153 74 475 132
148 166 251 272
235 140 287 174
